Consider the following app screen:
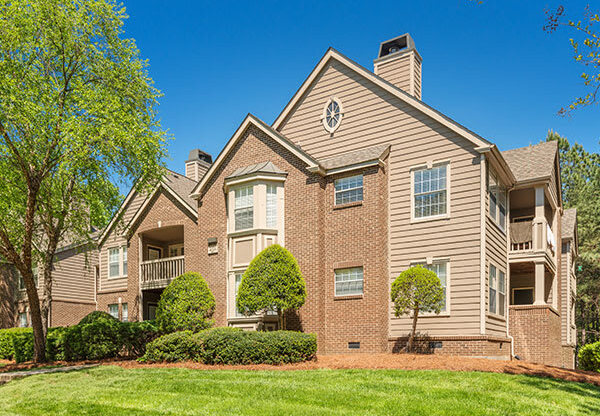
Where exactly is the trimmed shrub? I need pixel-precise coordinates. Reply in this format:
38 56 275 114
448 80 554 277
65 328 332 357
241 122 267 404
140 328 317 365
139 331 201 363
578 342 600 372
46 327 68 361
12 331 34 363
156 272 215 333
64 317 122 361
120 321 160 357
236 244 306 329
78 311 119 325
0 327 32 360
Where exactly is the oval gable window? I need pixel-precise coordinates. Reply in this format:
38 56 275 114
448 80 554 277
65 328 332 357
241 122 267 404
322 97 343 133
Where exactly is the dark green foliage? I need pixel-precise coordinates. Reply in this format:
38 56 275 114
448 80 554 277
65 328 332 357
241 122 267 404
156 272 215 333
578 341 600 372
79 311 119 325
0 328 32 360
236 245 306 329
140 328 317 365
139 331 200 363
45 327 68 361
63 317 123 361
120 321 160 357
12 331 34 363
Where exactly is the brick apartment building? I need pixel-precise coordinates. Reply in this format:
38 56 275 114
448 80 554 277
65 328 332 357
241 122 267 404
1 34 578 368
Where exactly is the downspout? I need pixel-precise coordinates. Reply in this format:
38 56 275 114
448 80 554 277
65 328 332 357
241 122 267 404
506 187 515 359
479 154 487 335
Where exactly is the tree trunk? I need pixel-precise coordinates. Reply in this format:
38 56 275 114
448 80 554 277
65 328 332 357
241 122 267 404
406 306 419 353
23 273 46 362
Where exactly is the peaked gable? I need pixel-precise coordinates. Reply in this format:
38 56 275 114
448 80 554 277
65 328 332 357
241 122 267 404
272 48 491 149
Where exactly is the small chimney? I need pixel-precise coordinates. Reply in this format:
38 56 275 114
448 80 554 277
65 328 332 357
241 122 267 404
373 33 422 99
185 149 212 181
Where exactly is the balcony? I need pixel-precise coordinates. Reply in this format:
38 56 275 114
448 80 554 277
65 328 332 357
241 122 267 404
140 255 185 290
509 220 556 272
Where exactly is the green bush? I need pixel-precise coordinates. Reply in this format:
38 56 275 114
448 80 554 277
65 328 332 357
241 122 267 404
12 331 34 363
120 321 160 357
236 244 306 329
78 311 119 325
140 328 317 365
156 272 215 333
64 317 123 361
139 331 201 363
0 327 32 360
46 327 68 361
578 342 600 372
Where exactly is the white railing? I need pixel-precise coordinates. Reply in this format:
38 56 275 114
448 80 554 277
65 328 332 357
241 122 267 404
140 256 184 287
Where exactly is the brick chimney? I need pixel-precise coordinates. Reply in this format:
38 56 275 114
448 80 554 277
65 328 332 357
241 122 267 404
373 33 422 99
185 149 212 181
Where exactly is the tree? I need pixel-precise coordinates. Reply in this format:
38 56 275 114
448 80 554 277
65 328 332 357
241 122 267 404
547 130 600 345
391 265 444 352
544 5 600 114
236 244 306 330
0 0 168 362
156 272 215 333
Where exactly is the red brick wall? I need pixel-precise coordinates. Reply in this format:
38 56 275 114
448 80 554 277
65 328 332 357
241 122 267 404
50 300 95 327
561 345 575 369
0 264 17 328
96 290 128 319
388 335 511 359
196 125 389 353
509 305 562 366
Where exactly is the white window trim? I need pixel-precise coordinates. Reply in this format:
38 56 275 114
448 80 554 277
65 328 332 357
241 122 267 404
334 267 364 297
409 258 451 316
108 303 119 319
321 97 344 134
334 174 364 206
488 262 507 319
511 286 534 305
107 245 128 280
410 161 451 223
487 168 507 234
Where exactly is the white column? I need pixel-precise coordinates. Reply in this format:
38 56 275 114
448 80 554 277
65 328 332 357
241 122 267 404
533 186 547 252
534 260 546 305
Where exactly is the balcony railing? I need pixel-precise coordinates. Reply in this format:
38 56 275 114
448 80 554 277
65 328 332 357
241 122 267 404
140 255 184 289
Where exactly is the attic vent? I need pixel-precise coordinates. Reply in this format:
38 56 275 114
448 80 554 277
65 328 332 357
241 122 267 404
348 342 360 349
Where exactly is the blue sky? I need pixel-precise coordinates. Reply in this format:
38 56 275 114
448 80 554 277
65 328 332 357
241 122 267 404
124 0 600 174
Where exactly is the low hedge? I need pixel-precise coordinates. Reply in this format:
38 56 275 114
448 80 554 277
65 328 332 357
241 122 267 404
578 341 600 372
5 313 160 363
0 327 32 360
141 328 317 365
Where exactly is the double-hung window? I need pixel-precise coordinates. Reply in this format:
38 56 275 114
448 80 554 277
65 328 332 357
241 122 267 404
334 175 363 205
122 247 128 277
413 164 447 219
108 304 119 319
122 303 128 322
334 267 364 296
488 264 506 316
266 184 277 228
413 261 449 312
109 248 120 278
488 169 506 231
234 186 254 230
18 312 28 328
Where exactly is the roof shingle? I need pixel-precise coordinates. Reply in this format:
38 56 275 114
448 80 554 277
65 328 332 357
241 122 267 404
226 161 287 180
318 144 390 171
562 208 577 240
501 141 558 183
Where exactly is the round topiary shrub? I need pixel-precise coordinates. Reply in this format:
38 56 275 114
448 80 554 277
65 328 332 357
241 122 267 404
156 272 215 333
79 310 118 325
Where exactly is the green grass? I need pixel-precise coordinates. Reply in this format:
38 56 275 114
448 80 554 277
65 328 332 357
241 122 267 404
0 366 599 415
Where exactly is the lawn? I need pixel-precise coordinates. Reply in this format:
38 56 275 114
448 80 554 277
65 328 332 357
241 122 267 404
0 366 599 415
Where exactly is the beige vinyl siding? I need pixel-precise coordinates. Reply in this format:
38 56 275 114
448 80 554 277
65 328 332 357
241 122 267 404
486 215 508 336
99 190 147 292
278 59 484 337
548 162 559 207
52 247 97 303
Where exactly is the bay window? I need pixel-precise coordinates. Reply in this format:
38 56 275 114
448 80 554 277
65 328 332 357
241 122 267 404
234 186 254 230
266 184 277 227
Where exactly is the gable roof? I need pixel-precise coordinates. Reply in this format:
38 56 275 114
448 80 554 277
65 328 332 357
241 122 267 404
561 208 577 240
271 47 492 149
226 161 287 180
501 141 559 183
189 114 320 198
98 170 198 247
317 144 390 174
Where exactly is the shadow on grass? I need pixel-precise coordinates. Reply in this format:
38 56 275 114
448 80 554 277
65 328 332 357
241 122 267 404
509 371 600 414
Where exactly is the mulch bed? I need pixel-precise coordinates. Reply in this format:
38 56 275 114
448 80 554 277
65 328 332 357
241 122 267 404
3 355 600 387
